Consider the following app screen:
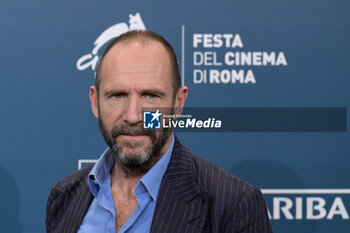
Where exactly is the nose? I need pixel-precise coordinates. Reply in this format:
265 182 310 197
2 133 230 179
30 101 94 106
123 95 143 125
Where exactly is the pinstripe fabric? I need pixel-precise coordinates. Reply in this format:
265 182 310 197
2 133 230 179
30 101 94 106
46 166 94 233
46 137 272 233
150 138 272 233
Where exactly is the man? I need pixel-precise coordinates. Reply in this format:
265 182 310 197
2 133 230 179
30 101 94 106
46 30 272 233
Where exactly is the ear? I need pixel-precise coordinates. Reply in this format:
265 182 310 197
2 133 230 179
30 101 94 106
173 86 188 116
89 85 99 119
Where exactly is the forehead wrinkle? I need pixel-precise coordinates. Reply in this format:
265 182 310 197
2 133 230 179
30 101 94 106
111 65 167 74
99 66 169 84
102 82 167 97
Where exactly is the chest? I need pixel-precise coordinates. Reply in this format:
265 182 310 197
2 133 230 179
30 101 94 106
111 188 138 232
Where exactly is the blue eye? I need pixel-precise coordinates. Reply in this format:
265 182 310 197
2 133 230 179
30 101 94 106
112 93 125 99
146 94 157 99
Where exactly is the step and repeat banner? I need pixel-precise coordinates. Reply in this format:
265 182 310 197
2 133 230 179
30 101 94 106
1 1 349 232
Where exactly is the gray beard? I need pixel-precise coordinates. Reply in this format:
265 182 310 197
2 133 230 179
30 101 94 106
111 139 153 167
98 117 172 172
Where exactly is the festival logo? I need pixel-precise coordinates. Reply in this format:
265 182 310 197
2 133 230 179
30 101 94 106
76 13 146 71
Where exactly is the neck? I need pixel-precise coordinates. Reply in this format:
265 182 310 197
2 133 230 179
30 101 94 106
110 162 143 192
110 134 174 189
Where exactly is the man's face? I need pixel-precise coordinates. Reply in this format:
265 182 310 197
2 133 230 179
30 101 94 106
90 40 184 169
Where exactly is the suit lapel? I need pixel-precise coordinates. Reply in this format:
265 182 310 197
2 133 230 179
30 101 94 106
151 138 210 233
54 177 94 233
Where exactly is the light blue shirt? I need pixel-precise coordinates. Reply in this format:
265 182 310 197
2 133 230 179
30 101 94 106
78 136 174 233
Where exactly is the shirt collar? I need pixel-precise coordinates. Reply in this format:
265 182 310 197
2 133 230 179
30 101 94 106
88 148 115 197
88 135 175 200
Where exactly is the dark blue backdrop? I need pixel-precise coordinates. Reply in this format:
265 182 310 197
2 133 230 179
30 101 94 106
1 1 349 232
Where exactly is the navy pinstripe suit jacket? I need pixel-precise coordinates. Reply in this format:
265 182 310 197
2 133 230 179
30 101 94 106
46 138 272 233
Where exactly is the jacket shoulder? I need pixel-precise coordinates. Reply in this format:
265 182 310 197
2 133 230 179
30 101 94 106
178 142 254 196
175 141 264 212
175 142 272 232
46 166 94 233
52 165 93 194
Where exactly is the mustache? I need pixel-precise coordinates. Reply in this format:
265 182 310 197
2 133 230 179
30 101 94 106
111 125 153 138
